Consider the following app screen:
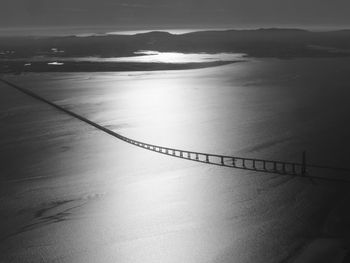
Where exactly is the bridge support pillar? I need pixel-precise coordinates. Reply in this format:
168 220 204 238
206 155 209 162
302 151 307 176
282 163 286 174
196 153 199 160
232 158 236 167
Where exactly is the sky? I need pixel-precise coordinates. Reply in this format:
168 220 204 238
1 0 350 32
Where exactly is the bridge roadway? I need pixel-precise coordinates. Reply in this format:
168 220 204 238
2 78 349 183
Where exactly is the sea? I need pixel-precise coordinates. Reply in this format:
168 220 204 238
1 56 350 262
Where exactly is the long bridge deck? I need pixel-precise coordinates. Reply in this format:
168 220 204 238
1 78 349 183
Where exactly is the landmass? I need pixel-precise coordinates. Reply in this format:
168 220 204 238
1 28 350 73
0 61 239 73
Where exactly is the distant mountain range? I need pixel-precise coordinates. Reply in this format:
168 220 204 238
1 28 350 59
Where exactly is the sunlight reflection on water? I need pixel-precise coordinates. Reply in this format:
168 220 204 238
4 57 350 263
115 51 246 63
18 51 246 64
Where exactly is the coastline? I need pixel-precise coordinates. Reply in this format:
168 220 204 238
0 60 241 74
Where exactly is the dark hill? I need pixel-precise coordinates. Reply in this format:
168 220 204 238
1 29 350 59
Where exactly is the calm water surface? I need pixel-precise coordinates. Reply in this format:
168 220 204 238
2 58 350 263
13 58 350 165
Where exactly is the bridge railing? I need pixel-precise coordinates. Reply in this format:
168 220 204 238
118 136 305 176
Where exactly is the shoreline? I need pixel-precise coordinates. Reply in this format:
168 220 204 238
0 60 242 74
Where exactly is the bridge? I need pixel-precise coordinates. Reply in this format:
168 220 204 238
118 137 307 176
1 78 349 183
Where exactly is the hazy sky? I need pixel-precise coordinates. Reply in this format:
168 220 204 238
1 0 350 30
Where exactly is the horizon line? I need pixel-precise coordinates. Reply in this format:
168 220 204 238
1 25 350 37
